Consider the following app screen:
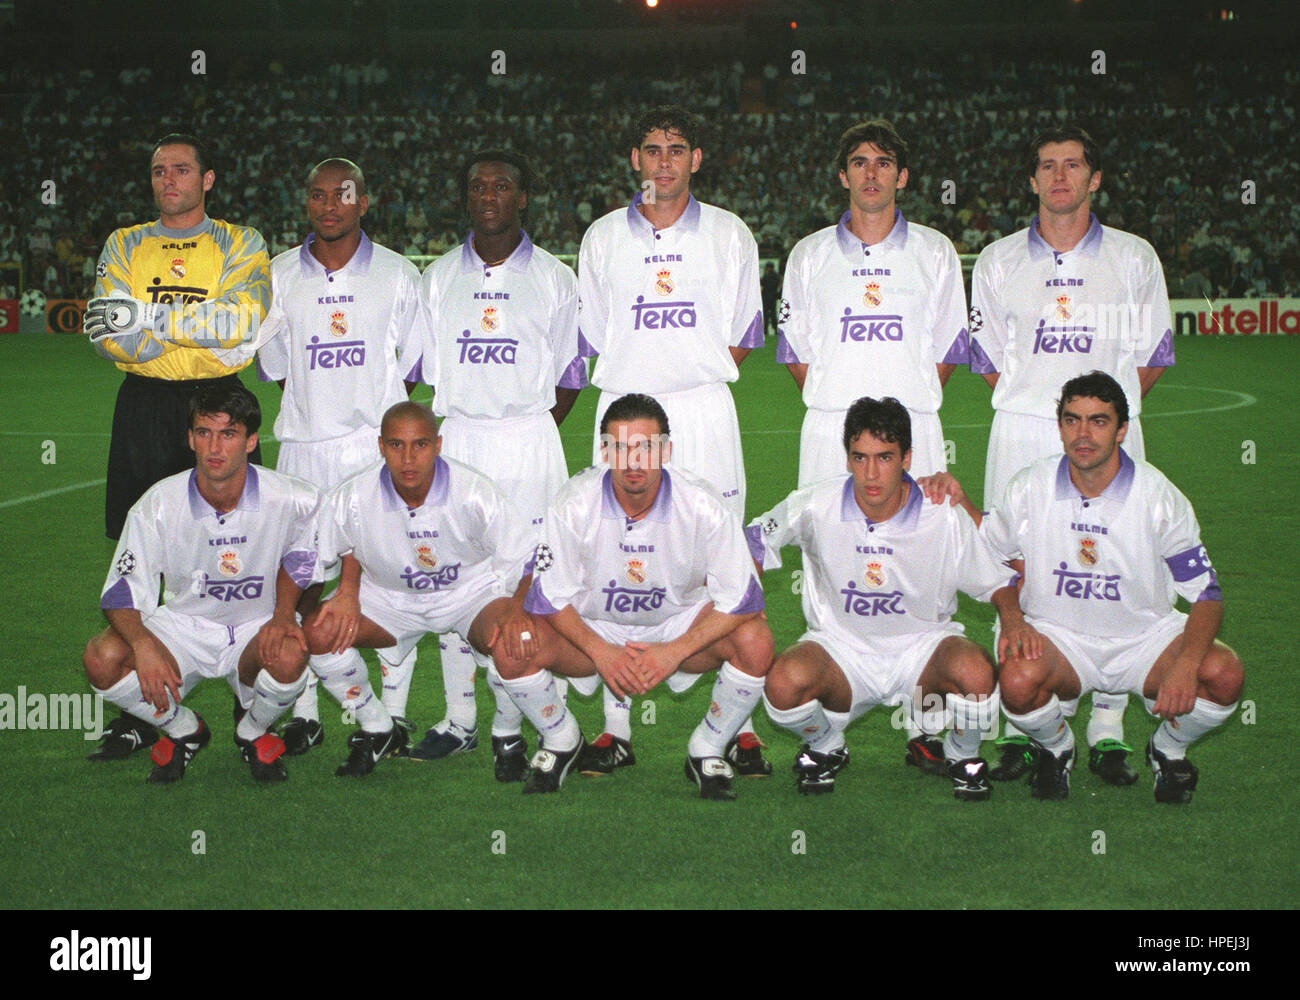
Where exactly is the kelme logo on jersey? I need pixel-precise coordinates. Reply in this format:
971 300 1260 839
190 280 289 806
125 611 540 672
201 574 265 602
416 545 437 571
1052 563 1121 602
1031 319 1093 355
655 269 674 295
601 580 668 614
1078 537 1098 567
306 335 366 370
865 562 885 587
400 562 462 592
481 307 499 332
218 550 241 577
630 295 697 331
169 258 186 280
456 330 518 365
839 581 905 616
625 559 646 584
329 311 348 338
839 307 903 343
863 282 882 307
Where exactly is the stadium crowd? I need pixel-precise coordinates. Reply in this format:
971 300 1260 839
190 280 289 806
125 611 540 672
4 47 1295 301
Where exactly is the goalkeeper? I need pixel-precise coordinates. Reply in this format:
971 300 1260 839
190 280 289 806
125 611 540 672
83 132 270 761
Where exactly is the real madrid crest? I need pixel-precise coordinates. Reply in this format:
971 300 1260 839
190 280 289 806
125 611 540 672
1054 294 1072 320
218 550 241 577
416 544 438 571
481 306 499 332
169 258 186 280
329 310 348 338
625 559 647 584
1078 537 1098 567
655 269 673 296
865 561 885 587
863 282 882 307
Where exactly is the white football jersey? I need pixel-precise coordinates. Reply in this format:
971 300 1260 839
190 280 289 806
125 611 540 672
420 232 587 420
776 211 969 413
748 474 1011 644
980 450 1220 638
101 466 323 627
577 194 764 394
320 457 535 611
969 216 1174 418
257 233 425 442
525 466 764 627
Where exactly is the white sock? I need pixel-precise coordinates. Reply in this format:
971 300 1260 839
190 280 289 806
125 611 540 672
1150 697 1237 760
312 649 391 733
499 670 580 752
95 673 175 731
1003 695 1074 756
687 663 764 759
763 695 844 754
439 637 478 730
380 647 417 719
1087 691 1129 746
1001 719 1025 740
292 672 320 721
601 682 632 740
486 661 524 738
943 690 999 762
236 670 308 742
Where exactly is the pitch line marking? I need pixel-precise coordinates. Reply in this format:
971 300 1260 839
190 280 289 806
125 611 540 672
0 479 104 509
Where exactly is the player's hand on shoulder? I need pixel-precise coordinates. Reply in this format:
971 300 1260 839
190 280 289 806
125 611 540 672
915 471 968 507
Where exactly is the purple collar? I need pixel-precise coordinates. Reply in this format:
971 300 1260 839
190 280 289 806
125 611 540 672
1027 213 1103 261
839 472 923 530
601 468 673 523
298 230 375 277
835 208 909 261
380 457 451 512
625 192 702 239
187 464 260 519
1054 448 1136 503
459 230 535 274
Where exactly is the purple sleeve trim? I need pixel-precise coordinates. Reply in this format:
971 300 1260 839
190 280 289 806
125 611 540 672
1009 572 1023 589
726 575 766 615
1166 545 1213 583
282 550 318 589
100 577 135 610
255 356 276 382
736 311 764 349
1146 329 1175 367
1196 581 1223 602
941 327 970 365
577 330 598 358
775 332 801 365
404 358 423 383
744 523 765 563
557 354 589 389
968 337 998 375
523 579 560 616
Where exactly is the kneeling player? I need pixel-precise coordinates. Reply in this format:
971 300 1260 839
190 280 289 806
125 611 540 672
82 384 322 783
493 393 773 800
749 397 1012 798
305 402 540 778
976 372 1243 803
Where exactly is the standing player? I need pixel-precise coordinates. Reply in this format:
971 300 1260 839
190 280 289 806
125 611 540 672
256 158 425 756
969 126 1176 782
777 119 968 485
493 394 773 800
575 106 769 775
81 384 321 783
750 397 1011 797
83 132 270 761
305 401 541 778
414 150 586 780
974 372 1241 803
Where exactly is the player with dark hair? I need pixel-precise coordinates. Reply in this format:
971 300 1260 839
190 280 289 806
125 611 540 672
929 373 1242 803
969 125 1176 783
83 131 271 762
751 397 1011 797
82 383 322 783
255 155 426 758
413 149 587 781
575 105 769 777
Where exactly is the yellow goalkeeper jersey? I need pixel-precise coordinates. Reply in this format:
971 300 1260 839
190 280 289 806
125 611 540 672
93 215 270 380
